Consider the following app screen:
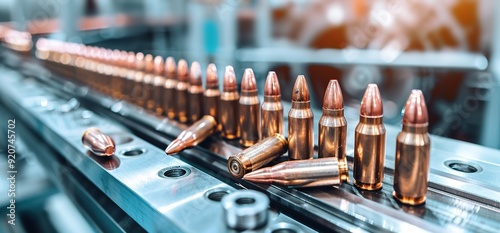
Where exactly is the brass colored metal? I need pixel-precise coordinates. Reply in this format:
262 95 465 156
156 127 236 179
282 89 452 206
288 75 314 160
165 115 217 155
228 134 287 178
204 63 221 131
163 57 178 119
152 56 165 115
220 66 240 139
82 128 116 156
143 54 155 110
354 84 386 191
393 90 430 205
188 62 203 123
243 157 348 188
261 71 283 139
176 59 189 123
239 68 260 147
132 52 146 106
318 80 347 161
123 51 136 101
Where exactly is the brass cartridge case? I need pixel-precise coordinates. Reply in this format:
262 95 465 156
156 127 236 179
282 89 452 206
176 59 190 123
228 134 287 178
318 110 347 160
163 57 178 119
288 75 314 160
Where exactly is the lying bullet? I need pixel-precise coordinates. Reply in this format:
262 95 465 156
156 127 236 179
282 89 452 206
393 90 430 205
220 66 240 139
176 59 190 123
353 84 386 191
152 56 165 115
165 115 217 155
288 75 314 160
204 64 221 131
163 57 178 119
239 68 261 147
318 80 347 161
188 61 204 123
261 71 283 139
228 134 287 178
82 128 116 156
243 157 348 187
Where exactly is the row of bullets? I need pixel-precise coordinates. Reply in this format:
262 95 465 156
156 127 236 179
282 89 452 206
0 26 32 52
35 39 430 205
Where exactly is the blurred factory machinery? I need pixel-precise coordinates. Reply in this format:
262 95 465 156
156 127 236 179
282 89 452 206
1 0 500 233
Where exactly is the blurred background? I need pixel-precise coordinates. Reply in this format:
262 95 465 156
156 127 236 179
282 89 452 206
1 0 499 232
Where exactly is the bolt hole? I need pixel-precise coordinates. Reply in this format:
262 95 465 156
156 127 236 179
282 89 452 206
121 148 146 156
444 160 483 173
235 197 256 205
158 166 191 179
206 190 231 202
272 229 297 233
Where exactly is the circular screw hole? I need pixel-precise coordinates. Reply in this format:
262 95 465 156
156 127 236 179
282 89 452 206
235 197 256 205
121 148 146 156
205 189 231 202
272 229 297 233
158 166 191 179
445 160 483 173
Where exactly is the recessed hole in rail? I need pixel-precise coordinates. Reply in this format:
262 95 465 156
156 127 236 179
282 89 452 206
272 229 297 233
205 189 231 202
121 148 146 156
158 166 191 179
235 197 256 205
108 133 133 145
267 223 302 233
444 160 483 173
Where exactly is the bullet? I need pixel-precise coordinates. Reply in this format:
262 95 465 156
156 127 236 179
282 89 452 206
243 157 348 188
239 68 261 147
353 84 386 191
143 54 155 109
261 71 283 139
393 90 430 205
163 57 178 119
152 56 165 115
176 59 190 123
82 128 116 156
188 61 204 123
123 51 136 101
132 52 146 106
165 115 217 155
228 134 287 178
204 64 221 131
220 66 240 139
318 80 347 162
288 75 314 160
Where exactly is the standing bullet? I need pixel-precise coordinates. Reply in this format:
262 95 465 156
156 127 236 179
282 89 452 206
318 80 347 162
165 115 217 155
353 84 386 191
228 134 287 178
393 90 430 205
243 157 348 187
152 56 165 115
188 62 204 123
288 75 314 160
204 64 221 131
220 66 240 139
132 52 146 106
123 51 136 102
82 128 116 156
176 59 190 123
163 57 178 119
261 71 283 139
239 68 261 147
143 54 155 110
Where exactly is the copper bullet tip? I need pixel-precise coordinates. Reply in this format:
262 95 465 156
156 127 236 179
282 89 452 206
243 167 272 181
360 84 383 117
153 56 164 75
241 68 257 91
177 59 189 81
291 75 310 102
264 71 280 96
189 61 202 85
165 56 176 75
135 52 145 70
403 89 428 125
323 80 344 110
82 128 116 156
206 63 218 87
223 66 237 92
165 139 186 155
